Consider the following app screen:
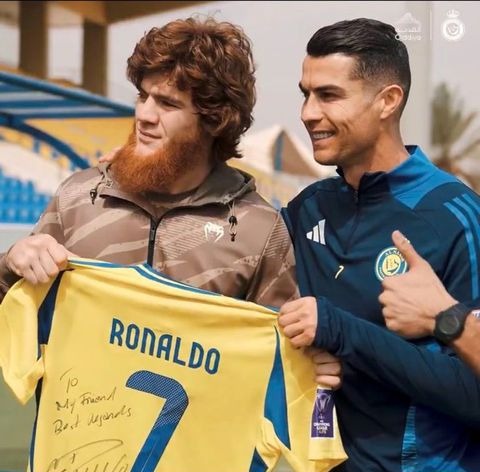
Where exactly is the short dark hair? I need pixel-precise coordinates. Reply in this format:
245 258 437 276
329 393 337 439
307 18 411 114
127 17 256 161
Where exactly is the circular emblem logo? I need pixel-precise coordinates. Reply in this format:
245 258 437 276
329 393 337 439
442 10 465 41
375 247 408 281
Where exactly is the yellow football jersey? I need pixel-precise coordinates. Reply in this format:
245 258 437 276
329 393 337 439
0 259 346 472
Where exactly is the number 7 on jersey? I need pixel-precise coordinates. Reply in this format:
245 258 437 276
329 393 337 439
127 370 189 472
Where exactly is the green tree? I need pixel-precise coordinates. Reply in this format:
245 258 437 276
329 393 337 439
431 82 480 189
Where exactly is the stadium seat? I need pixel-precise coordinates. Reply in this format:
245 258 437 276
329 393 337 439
0 165 51 224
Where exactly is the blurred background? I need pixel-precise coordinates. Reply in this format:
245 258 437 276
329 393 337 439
0 1 479 470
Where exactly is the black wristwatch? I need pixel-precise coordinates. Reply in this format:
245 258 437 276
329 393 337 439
433 302 471 345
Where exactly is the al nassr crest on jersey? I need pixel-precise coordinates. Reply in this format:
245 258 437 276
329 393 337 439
375 246 408 281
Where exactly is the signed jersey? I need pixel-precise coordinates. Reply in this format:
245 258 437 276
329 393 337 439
0 259 346 472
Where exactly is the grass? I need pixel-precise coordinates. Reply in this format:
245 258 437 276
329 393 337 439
0 448 28 471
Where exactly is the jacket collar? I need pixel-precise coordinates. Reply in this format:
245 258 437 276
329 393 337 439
337 146 434 199
95 161 256 212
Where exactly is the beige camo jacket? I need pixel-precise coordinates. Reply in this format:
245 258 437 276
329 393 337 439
0 163 298 308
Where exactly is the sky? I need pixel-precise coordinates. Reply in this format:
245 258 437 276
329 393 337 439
1 1 479 159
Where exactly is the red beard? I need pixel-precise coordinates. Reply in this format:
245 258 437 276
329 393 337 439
112 129 205 194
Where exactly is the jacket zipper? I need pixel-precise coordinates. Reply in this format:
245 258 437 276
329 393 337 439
146 200 235 266
147 218 159 266
345 189 361 254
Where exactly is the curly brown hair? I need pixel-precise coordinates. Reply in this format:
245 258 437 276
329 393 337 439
127 17 256 161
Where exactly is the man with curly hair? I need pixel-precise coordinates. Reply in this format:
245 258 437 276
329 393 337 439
1 17 299 308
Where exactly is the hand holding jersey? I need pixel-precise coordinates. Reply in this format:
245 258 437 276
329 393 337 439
6 233 77 284
279 297 318 348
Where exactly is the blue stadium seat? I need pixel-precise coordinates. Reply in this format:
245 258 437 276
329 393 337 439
2 177 22 192
0 166 51 224
5 190 21 204
16 205 31 224
2 206 18 223
20 180 35 195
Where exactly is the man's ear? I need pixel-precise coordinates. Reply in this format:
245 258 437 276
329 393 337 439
377 84 404 120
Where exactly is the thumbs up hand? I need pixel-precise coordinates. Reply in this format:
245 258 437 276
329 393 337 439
378 230 457 338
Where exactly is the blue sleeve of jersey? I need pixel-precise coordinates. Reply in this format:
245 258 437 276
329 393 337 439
441 193 480 302
313 296 480 429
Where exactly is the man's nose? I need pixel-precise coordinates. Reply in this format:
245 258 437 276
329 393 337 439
136 96 159 125
301 96 324 126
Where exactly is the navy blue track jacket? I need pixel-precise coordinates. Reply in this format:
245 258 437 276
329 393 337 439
282 146 480 472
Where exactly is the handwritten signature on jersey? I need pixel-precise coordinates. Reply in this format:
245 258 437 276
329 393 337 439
46 439 128 472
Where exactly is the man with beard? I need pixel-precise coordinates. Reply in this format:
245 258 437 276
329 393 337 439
0 17 341 389
0 17 297 306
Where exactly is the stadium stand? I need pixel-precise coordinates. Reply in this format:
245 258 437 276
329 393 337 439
0 137 72 225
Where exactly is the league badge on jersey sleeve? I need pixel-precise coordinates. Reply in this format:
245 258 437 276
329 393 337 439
374 246 408 281
311 387 334 438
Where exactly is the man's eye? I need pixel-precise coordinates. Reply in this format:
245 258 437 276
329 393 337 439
159 99 177 108
321 93 337 101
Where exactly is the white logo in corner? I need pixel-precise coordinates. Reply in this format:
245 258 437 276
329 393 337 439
204 222 224 242
306 220 326 245
394 12 422 42
442 9 465 42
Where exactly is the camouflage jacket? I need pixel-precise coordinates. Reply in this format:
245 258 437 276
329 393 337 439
0 162 298 307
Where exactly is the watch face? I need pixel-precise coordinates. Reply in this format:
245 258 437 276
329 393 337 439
440 313 461 336
434 303 470 344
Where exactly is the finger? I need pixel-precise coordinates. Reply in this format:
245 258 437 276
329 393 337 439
281 321 305 339
47 243 69 265
290 333 312 348
391 230 423 268
312 351 339 364
278 311 301 328
305 346 325 357
384 320 400 334
316 375 342 390
314 363 342 379
279 298 304 316
29 259 51 284
378 289 394 306
39 250 62 278
381 306 395 321
22 266 39 285
98 146 121 163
